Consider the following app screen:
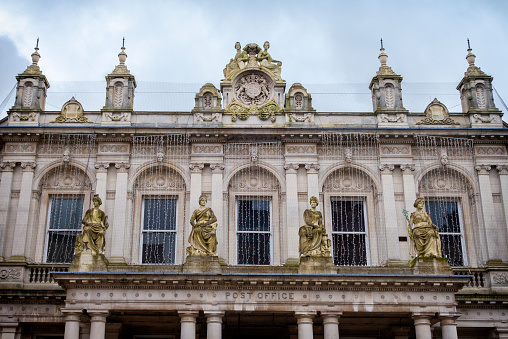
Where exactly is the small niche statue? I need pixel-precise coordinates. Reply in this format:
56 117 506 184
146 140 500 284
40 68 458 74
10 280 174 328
187 195 218 256
74 194 109 256
409 197 442 258
299 196 331 257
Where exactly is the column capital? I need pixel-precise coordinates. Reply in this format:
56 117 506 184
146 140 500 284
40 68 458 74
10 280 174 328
0 162 16 172
475 165 491 174
497 165 508 175
20 162 36 171
295 311 316 320
284 163 299 173
400 164 415 173
210 163 225 173
179 311 199 319
115 162 130 173
411 312 433 324
204 311 224 322
95 162 110 173
304 163 320 173
189 163 204 173
88 310 109 322
379 164 395 174
438 312 460 323
61 309 83 321
321 311 342 325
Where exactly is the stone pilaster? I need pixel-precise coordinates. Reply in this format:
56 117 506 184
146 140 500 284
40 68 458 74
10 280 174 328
295 311 315 339
94 162 110 210
62 309 82 339
476 165 501 263
400 164 416 214
285 163 300 262
110 162 130 264
322 312 341 339
10 162 36 262
412 313 433 339
497 165 508 253
379 164 401 263
189 163 204 217
0 162 16 261
305 163 320 209
204 311 224 339
439 314 459 339
210 163 225 259
179 311 199 339
89 310 108 339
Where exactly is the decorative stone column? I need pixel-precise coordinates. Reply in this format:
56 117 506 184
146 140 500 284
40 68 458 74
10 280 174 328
0 323 18 339
295 311 315 339
322 312 341 339
89 310 108 339
62 309 82 339
497 165 508 248
0 162 16 260
210 164 225 258
285 163 300 261
179 311 199 339
10 162 36 262
379 164 401 263
189 163 204 217
305 163 320 208
110 163 130 264
204 311 224 339
94 163 109 209
412 313 433 339
439 315 459 339
400 164 417 213
476 165 500 262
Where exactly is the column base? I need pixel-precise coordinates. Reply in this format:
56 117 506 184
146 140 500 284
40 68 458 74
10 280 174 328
69 252 109 272
298 256 336 274
183 255 222 273
411 257 451 274
7 255 27 263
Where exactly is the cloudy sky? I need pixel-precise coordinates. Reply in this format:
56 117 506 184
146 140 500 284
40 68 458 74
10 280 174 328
0 0 507 119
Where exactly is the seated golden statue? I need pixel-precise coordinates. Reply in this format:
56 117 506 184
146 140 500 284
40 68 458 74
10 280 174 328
299 196 331 257
409 197 442 258
257 41 282 76
75 194 109 256
187 195 218 256
223 42 248 78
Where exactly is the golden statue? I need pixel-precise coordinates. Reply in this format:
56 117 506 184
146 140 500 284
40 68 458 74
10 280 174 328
74 194 109 256
299 196 331 257
409 197 442 258
187 195 218 256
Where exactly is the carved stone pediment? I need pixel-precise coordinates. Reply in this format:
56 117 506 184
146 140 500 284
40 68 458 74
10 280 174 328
52 97 91 123
417 98 459 125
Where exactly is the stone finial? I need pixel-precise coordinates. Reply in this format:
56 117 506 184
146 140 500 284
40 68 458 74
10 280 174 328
118 47 127 65
466 48 476 67
378 48 388 67
31 47 41 66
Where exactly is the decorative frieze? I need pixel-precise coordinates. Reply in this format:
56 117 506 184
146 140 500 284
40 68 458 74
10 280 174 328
491 273 508 285
286 145 316 154
192 145 223 154
99 144 129 153
380 146 410 155
0 267 22 281
475 146 506 156
5 143 36 153
195 112 221 122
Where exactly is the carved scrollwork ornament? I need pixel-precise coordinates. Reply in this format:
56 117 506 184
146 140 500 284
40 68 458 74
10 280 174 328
497 165 508 175
20 162 37 171
0 162 16 171
189 163 204 172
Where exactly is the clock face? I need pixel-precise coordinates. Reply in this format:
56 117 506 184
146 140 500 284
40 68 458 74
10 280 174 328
233 71 273 106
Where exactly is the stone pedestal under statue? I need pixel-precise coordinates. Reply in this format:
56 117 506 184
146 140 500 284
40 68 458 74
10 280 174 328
298 256 336 274
183 255 222 273
69 252 108 272
411 257 451 275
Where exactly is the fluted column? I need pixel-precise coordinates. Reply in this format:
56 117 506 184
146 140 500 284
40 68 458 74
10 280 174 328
439 315 459 339
94 163 109 210
110 163 130 264
189 163 204 217
305 163 320 208
295 312 315 339
0 162 16 260
210 163 225 257
89 310 108 339
10 162 36 261
412 313 433 339
204 311 224 339
379 164 401 262
0 323 18 339
476 165 500 262
62 309 82 339
322 312 341 339
285 163 300 260
497 166 508 251
179 311 198 339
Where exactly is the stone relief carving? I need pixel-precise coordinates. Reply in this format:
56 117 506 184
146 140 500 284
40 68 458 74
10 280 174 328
156 152 164 163
378 113 405 123
5 143 35 153
257 41 282 78
135 172 185 190
99 144 129 153
104 112 130 122
62 150 71 163
41 170 92 190
230 173 279 191
223 42 248 79
492 273 508 285
344 147 353 163
323 169 373 193
440 149 449 167
195 112 220 122
0 268 22 281
226 100 282 123
52 97 91 123
381 146 410 155
23 83 34 107
288 112 312 123
417 98 459 125
476 85 486 109
286 145 316 154
475 146 506 155
193 145 222 154
234 72 273 106
473 114 496 124
113 82 123 108
419 174 469 192
385 84 395 109
11 111 37 122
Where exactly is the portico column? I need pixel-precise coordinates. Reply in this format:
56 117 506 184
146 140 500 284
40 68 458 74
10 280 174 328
210 164 225 257
285 163 300 260
305 163 320 206
379 164 401 262
62 310 82 339
412 313 433 339
89 310 108 339
189 163 204 217
179 311 199 339
204 311 224 339
94 163 109 209
110 163 130 264
10 162 36 261
322 312 342 339
0 162 16 260
476 165 500 262
0 323 19 339
439 315 459 339
295 311 315 339
497 166 508 248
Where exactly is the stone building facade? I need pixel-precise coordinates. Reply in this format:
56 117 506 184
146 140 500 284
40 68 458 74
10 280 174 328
0 42 507 339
